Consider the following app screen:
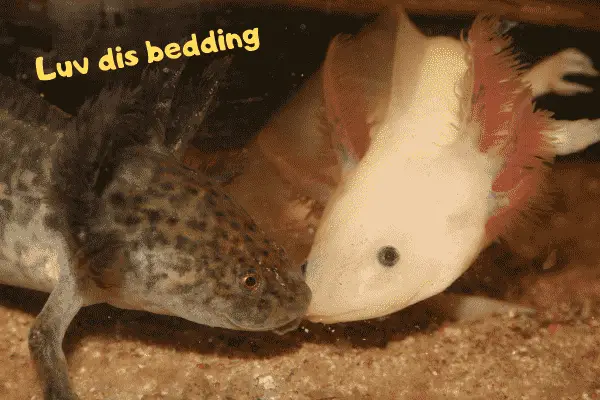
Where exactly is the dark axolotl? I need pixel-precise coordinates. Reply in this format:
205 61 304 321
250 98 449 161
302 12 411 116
0 58 311 400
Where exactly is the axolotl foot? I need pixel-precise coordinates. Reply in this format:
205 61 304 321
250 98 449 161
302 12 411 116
525 48 599 97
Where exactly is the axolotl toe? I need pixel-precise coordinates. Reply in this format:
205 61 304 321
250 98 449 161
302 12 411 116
0 61 310 399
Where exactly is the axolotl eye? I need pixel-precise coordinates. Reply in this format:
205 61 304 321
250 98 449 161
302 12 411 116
377 246 400 267
241 271 260 291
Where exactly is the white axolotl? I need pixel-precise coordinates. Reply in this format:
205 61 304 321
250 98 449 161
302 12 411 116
298 7 600 324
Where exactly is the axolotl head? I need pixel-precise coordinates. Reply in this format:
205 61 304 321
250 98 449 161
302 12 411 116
303 130 494 323
90 148 313 334
303 10 553 324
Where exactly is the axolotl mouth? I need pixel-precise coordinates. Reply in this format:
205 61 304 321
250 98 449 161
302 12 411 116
305 309 378 324
304 300 417 324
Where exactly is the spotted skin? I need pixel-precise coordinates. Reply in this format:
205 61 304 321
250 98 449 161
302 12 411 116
0 93 71 294
0 63 311 400
93 148 309 330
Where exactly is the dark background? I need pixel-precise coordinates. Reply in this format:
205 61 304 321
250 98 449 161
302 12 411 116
1 3 599 157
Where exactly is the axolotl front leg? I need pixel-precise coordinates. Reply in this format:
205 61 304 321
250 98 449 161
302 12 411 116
523 48 600 156
523 48 598 98
28 270 88 400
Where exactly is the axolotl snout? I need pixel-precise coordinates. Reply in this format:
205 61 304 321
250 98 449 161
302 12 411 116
0 59 310 399
304 8 600 323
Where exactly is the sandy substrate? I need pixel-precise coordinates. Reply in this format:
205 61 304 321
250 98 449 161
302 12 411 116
1 159 600 400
